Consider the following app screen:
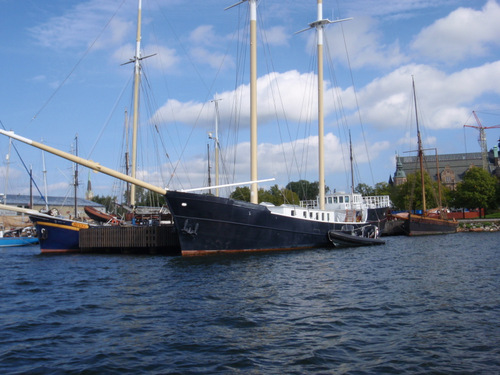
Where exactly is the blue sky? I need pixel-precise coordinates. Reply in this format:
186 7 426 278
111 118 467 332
2 0 500 203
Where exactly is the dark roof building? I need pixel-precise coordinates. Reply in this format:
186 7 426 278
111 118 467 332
0 194 103 219
392 147 500 191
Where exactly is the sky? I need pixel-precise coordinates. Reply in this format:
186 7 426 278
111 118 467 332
1 0 500 204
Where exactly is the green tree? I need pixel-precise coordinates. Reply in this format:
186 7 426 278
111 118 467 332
132 186 165 206
91 195 116 212
231 186 251 201
230 185 299 205
452 166 498 216
391 171 443 211
355 183 375 196
373 182 392 196
286 180 320 201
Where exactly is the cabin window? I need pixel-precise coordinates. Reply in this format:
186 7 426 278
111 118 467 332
327 213 330 221
291 210 295 216
310 212 313 219
345 196 350 203
303 211 307 218
333 197 338 203
316 213 319 220
328 197 332 204
339 196 343 203
321 213 324 221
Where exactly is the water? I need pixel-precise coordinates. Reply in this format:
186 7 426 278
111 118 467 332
1 232 499 374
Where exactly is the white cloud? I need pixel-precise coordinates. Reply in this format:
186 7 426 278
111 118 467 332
187 25 235 70
29 0 133 50
322 16 408 69
152 70 321 127
112 43 180 72
144 45 181 71
190 47 234 70
262 26 289 46
189 25 218 45
355 60 500 130
411 0 500 62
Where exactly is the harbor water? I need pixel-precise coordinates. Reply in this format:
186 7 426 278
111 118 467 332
1 232 499 374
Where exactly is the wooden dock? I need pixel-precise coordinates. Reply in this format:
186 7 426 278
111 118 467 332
79 225 180 255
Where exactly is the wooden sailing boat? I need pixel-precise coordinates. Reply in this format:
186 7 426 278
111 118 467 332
400 77 458 236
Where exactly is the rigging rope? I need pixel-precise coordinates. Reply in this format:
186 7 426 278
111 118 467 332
29 0 127 125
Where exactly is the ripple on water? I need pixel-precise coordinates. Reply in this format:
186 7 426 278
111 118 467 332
0 234 499 374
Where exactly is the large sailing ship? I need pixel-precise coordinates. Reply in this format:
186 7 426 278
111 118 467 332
164 0 385 255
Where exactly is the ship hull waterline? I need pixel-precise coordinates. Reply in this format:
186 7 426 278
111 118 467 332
403 214 458 236
31 216 88 254
0 237 39 247
165 190 386 256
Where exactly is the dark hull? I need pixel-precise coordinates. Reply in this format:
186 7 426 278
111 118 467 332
403 214 458 236
328 230 385 247
165 191 384 256
367 206 389 232
30 215 89 253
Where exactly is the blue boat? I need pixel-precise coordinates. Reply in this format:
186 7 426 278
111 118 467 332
0 203 89 253
0 227 39 247
29 214 90 253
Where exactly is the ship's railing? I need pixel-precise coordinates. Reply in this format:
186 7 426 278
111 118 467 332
299 199 317 209
362 195 391 208
300 195 391 209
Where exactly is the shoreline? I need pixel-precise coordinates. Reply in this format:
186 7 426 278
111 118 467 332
457 218 500 232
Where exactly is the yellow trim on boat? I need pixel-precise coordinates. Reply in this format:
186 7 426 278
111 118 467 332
37 221 88 231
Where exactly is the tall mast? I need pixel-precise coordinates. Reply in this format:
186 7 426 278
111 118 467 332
207 143 211 195
434 148 442 214
124 108 130 205
349 130 354 194
29 165 33 209
316 0 326 210
249 0 258 204
211 98 222 197
73 134 79 218
412 76 426 213
298 1 351 210
4 138 12 205
130 0 142 207
41 146 49 210
226 0 258 203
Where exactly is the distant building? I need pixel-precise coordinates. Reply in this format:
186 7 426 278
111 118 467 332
393 156 407 186
391 147 500 190
0 194 103 220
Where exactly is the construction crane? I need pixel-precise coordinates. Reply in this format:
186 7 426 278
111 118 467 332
463 111 500 170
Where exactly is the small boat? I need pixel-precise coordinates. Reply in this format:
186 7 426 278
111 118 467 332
0 203 92 253
2 0 159 253
0 227 39 247
84 205 122 224
328 225 385 248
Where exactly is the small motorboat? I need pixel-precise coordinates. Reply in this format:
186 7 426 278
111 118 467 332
328 224 385 248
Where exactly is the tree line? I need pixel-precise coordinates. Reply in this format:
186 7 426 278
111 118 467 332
92 167 500 215
386 166 500 215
